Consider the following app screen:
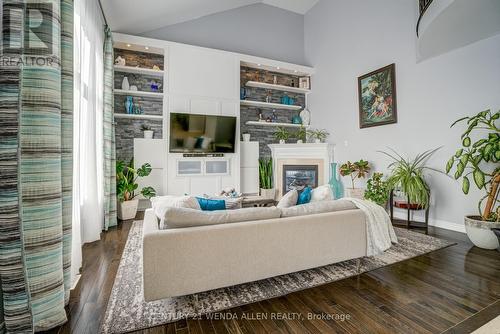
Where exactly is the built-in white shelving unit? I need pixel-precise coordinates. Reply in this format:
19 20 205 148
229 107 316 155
245 81 311 94
240 100 302 110
114 65 164 77
114 113 163 120
114 89 163 98
245 121 307 128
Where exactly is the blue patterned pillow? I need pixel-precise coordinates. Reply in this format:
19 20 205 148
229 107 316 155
297 187 312 205
196 197 226 211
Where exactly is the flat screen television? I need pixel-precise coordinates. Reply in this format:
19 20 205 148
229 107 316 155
169 113 237 153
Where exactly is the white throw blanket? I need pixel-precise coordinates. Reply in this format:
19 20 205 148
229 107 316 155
343 197 398 256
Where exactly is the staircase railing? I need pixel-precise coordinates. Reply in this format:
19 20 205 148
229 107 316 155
416 0 434 36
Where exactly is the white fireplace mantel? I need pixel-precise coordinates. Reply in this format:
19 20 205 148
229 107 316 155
268 143 334 198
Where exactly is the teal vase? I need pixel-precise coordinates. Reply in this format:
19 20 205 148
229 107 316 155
329 162 344 199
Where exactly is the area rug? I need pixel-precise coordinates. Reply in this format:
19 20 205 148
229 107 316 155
101 221 455 333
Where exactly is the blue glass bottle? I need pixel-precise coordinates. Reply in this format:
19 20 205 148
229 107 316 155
329 162 344 199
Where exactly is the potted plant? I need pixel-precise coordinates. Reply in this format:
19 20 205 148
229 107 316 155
141 124 154 139
116 160 156 220
446 110 499 249
296 125 307 144
339 159 371 199
274 126 290 144
259 158 275 199
364 172 390 208
309 129 330 143
380 147 443 210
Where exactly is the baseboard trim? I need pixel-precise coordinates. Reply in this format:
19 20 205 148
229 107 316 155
392 212 466 234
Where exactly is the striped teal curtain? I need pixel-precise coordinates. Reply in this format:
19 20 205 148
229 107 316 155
0 0 73 332
103 26 117 230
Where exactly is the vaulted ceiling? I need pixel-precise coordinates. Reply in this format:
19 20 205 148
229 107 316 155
101 0 319 34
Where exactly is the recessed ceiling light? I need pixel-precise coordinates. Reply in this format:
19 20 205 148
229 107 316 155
294 70 298 73
145 46 149 50
257 63 261 66
126 44 131 47
276 67 280 70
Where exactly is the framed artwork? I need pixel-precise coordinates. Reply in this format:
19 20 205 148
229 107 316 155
358 63 397 128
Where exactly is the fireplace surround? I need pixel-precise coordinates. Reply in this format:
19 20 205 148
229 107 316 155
268 143 333 198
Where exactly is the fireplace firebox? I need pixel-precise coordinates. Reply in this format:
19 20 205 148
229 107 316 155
282 165 319 195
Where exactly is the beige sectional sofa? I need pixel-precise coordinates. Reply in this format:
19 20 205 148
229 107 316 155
142 201 367 301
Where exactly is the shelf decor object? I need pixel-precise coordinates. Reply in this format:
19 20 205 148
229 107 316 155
114 114 163 120
245 81 311 94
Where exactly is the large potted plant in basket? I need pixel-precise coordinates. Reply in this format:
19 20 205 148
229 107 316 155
446 110 499 249
259 158 275 199
116 160 156 220
339 160 371 199
379 147 444 209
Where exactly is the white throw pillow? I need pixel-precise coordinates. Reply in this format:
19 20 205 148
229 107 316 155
280 199 357 218
150 196 201 228
277 190 298 208
161 206 282 229
310 185 333 202
204 196 243 210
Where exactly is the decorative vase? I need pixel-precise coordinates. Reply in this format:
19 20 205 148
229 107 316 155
296 140 303 144
345 188 365 199
125 96 133 114
242 133 251 141
117 199 139 220
492 228 500 252
260 188 276 200
121 76 130 90
300 108 311 126
464 215 500 250
314 139 321 143
279 139 286 144
329 162 344 199
143 130 154 139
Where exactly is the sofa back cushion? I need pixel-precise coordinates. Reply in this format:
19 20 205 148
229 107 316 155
280 199 357 218
162 206 282 229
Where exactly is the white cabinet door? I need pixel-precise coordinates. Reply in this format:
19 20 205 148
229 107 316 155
169 45 236 99
240 142 259 168
134 139 166 168
241 167 259 195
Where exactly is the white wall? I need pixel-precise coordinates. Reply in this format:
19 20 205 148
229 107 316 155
141 3 305 65
304 0 500 230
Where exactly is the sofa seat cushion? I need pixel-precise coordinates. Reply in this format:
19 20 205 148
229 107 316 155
280 199 357 218
277 190 298 208
162 206 282 229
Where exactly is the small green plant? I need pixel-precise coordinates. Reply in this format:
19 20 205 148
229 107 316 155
296 125 307 142
364 172 390 206
116 159 156 202
339 160 371 189
309 129 330 142
258 158 273 189
274 126 290 142
379 147 443 208
141 124 152 131
446 109 499 221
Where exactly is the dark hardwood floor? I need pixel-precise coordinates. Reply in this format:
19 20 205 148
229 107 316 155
45 213 500 334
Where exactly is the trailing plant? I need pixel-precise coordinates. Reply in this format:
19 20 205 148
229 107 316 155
379 147 444 208
296 125 307 142
274 126 290 142
339 160 371 189
446 109 499 221
141 124 152 131
258 158 273 189
116 159 156 202
364 172 390 206
309 129 330 142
